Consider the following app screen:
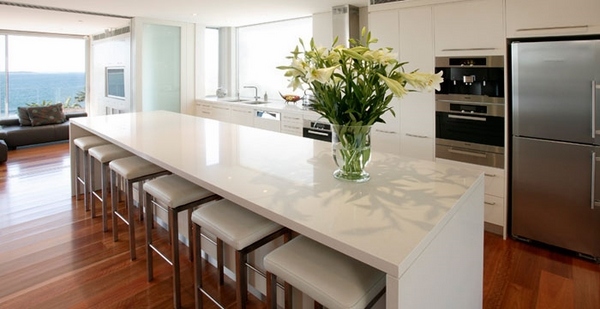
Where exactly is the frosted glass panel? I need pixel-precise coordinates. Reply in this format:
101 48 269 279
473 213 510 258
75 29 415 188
142 24 180 112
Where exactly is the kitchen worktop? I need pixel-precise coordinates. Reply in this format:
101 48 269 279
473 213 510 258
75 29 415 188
69 110 484 308
200 96 317 114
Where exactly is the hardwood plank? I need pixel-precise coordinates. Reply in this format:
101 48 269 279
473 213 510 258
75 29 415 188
535 270 574 309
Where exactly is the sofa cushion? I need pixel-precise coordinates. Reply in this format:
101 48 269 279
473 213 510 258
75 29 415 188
28 103 66 126
17 107 32 126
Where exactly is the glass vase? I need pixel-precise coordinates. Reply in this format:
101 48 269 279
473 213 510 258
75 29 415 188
331 124 372 182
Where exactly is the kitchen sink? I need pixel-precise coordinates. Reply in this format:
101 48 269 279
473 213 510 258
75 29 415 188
221 98 268 104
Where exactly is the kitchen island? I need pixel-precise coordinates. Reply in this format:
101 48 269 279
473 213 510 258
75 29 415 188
70 110 484 308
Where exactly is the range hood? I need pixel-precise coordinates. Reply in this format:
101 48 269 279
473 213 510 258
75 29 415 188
332 5 359 47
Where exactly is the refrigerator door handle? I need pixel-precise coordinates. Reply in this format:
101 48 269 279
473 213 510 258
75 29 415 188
594 80 599 138
593 151 600 210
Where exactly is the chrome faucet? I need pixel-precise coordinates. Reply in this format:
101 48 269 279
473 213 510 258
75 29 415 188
243 85 260 101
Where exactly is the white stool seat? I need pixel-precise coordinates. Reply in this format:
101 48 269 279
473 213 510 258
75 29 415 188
192 199 289 308
264 235 386 309
192 199 283 251
143 174 219 309
74 136 107 150
144 174 215 208
88 144 132 232
74 136 109 211
110 156 170 260
109 156 166 179
89 144 132 163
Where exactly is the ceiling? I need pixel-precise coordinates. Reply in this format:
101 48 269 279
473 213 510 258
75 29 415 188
0 0 369 36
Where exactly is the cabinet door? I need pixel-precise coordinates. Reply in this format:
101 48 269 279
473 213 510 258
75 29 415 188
434 0 504 56
506 0 600 38
399 6 435 161
210 103 231 122
196 102 212 118
230 106 254 126
368 10 400 52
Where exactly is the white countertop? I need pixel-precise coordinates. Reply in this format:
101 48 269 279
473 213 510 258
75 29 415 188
71 110 483 278
199 97 318 115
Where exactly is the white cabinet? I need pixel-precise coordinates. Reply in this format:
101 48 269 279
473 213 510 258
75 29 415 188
433 0 504 56
368 10 400 52
210 103 231 122
196 101 212 118
195 101 230 122
230 105 254 127
398 6 435 161
506 0 600 38
372 99 401 154
281 112 303 136
399 93 435 160
368 6 436 157
437 158 506 237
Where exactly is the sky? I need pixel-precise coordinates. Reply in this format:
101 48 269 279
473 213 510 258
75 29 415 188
1 35 85 73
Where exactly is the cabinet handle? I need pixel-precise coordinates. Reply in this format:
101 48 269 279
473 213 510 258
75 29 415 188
406 133 428 139
448 148 487 158
448 114 486 122
516 25 589 33
484 201 496 206
441 48 497 52
307 130 329 137
375 129 397 134
484 173 497 178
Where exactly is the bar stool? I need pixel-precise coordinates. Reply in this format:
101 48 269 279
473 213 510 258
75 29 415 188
110 156 170 260
74 136 108 210
143 175 220 309
88 144 132 231
192 199 290 309
264 235 386 309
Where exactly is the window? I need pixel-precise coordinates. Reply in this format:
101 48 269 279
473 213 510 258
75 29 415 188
204 28 219 97
237 17 312 101
0 34 86 118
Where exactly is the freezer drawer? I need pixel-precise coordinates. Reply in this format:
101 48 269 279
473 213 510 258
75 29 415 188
512 137 600 260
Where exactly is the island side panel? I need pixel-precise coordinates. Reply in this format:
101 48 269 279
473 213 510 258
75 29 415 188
69 121 94 196
387 177 484 308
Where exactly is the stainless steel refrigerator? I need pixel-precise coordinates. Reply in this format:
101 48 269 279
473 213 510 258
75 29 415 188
511 38 600 262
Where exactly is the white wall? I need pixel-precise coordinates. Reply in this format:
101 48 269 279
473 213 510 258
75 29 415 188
90 31 131 116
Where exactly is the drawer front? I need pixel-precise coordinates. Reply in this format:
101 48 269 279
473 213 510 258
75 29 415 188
484 194 504 227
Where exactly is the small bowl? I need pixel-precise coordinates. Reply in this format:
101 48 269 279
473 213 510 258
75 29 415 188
279 92 301 103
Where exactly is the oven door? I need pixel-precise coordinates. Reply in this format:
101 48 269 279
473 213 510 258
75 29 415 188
435 101 505 168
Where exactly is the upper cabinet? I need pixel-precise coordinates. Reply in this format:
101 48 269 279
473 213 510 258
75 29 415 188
433 0 504 56
506 0 600 38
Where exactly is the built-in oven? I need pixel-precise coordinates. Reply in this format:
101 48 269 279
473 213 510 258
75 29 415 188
302 119 332 142
435 56 505 168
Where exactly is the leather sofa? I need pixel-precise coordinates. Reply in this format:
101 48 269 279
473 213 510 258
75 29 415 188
0 112 87 162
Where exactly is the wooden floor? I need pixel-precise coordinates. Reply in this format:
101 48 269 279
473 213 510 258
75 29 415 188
0 142 599 308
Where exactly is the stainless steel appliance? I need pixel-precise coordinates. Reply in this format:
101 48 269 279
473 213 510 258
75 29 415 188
435 56 505 168
302 119 331 142
511 38 600 262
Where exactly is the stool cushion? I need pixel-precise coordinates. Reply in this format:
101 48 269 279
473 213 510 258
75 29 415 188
264 236 385 309
144 175 216 208
109 156 166 179
74 136 107 150
192 199 282 251
89 144 132 163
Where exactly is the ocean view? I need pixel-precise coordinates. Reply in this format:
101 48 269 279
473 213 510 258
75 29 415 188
0 72 85 114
